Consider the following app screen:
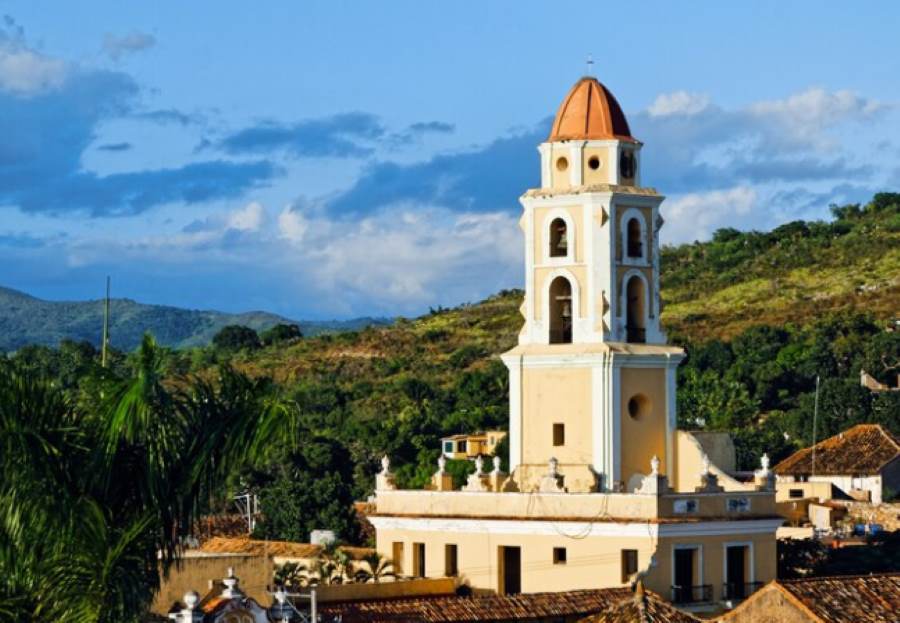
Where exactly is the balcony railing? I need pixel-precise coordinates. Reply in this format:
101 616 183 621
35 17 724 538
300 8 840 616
671 584 712 605
722 581 763 601
625 326 646 343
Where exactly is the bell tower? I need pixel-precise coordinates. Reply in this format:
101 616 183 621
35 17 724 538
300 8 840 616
502 76 684 492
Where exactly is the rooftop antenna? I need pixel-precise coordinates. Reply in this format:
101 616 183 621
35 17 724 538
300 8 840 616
811 375 820 477
101 276 110 368
586 53 594 77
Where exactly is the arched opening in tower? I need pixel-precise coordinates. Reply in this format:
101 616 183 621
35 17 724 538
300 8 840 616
549 218 568 257
626 218 642 258
549 276 573 344
625 276 646 343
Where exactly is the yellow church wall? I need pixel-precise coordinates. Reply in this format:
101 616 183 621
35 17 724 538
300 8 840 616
581 145 615 186
674 431 758 493
549 145 573 190
653 533 777 602
619 367 668 484
376 526 657 593
521 366 592 466
532 265 588 321
375 526 776 600
532 205 585 264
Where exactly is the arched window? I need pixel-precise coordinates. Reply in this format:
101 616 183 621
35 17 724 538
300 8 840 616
549 276 573 344
625 275 646 343
549 218 568 258
626 218 642 258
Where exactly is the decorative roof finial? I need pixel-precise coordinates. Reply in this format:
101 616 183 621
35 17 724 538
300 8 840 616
380 455 391 474
437 454 447 474
474 455 484 476
650 455 660 476
548 456 559 476
586 53 594 77
760 453 770 473
493 455 502 474
701 453 711 475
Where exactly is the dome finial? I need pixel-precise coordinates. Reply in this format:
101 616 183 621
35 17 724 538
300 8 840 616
586 53 594 77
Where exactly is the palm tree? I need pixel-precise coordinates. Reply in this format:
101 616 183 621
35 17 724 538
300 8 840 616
0 335 295 622
274 562 309 589
354 552 396 583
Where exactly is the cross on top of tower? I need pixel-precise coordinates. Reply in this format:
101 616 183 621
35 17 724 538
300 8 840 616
586 54 594 77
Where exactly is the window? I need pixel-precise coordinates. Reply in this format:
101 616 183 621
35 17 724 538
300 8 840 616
458 440 467 453
413 542 426 578
673 499 698 514
621 549 638 583
625 275 646 343
556 156 569 172
553 547 567 565
549 218 568 258
789 488 804 499
727 497 751 512
445 544 458 576
588 155 601 170
548 276 573 344
627 394 651 420
553 423 565 446
626 218 642 258
443 441 453 453
392 542 404 576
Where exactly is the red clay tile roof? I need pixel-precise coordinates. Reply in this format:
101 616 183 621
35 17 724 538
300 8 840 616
777 573 900 622
549 77 637 143
774 424 900 476
320 588 633 623
579 585 699 623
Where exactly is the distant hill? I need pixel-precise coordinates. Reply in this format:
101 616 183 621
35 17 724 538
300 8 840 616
0 287 389 352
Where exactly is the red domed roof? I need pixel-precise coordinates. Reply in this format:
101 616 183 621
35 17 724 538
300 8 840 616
549 77 636 142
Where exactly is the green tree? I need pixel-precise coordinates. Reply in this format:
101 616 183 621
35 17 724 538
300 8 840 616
261 323 303 346
212 325 261 351
253 437 359 543
0 335 291 622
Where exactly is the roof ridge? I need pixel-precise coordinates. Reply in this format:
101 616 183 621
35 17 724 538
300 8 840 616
780 571 900 583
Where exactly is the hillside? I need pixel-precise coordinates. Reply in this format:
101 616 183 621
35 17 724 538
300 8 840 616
660 194 900 340
0 287 387 352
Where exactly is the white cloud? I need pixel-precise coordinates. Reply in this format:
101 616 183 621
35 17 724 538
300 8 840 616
748 87 884 151
102 31 156 61
661 186 758 243
0 42 66 94
277 206 308 242
647 91 711 117
227 201 265 232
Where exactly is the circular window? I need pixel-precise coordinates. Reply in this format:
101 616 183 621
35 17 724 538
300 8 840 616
588 156 601 170
628 394 651 420
556 156 569 172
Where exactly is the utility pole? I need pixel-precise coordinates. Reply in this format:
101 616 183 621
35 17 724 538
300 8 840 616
101 276 110 368
811 375 820 477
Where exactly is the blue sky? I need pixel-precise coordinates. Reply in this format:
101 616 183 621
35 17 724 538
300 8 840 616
1 2 899 319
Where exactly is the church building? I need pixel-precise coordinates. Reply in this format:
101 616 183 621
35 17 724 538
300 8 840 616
368 76 782 611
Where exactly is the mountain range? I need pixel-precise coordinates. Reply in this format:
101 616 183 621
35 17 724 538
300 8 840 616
0 286 388 352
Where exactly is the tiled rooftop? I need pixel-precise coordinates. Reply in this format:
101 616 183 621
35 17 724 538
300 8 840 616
319 588 634 622
774 424 900 476
579 584 699 623
777 573 900 623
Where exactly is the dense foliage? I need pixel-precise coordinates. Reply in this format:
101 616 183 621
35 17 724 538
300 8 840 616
0 337 294 623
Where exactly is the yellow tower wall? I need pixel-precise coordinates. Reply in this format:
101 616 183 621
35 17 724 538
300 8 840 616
620 367 668 485
521 366 593 467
